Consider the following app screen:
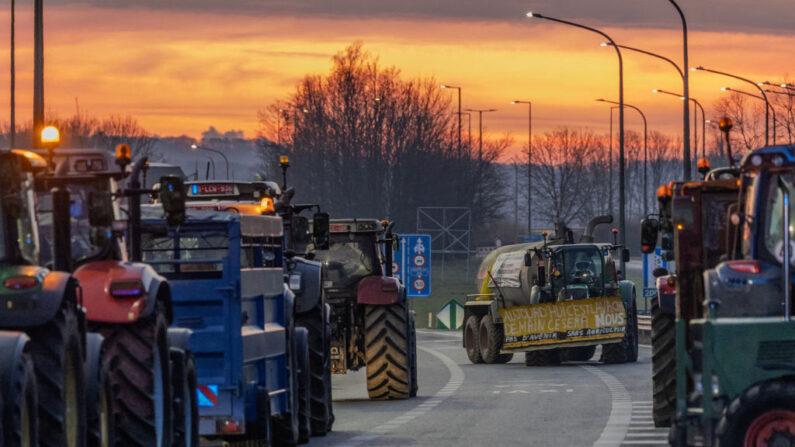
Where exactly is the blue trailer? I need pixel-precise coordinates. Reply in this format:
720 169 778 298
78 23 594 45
141 208 308 446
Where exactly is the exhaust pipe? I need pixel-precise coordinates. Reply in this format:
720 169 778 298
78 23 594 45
580 215 614 243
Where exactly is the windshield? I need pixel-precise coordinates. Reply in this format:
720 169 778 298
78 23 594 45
549 246 604 300
142 229 229 278
760 172 795 266
311 233 381 289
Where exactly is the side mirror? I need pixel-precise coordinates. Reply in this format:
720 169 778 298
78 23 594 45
622 248 631 263
537 265 546 287
291 216 311 244
652 267 669 278
640 218 659 254
524 252 532 267
159 176 186 227
88 191 114 227
313 212 330 250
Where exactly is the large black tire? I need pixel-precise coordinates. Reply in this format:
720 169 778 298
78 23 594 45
272 322 300 446
295 303 332 436
230 386 271 447
25 299 86 447
601 294 639 364
364 302 410 400
96 309 173 447
172 350 198 447
84 333 115 447
650 294 676 428
478 315 513 364
408 313 418 398
715 380 795 447
464 315 483 364
294 328 311 444
2 348 38 447
324 305 334 433
562 345 597 362
524 349 561 366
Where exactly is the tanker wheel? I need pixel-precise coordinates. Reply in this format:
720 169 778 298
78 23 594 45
2 348 38 447
524 349 561 366
25 299 86 447
715 380 795 447
97 307 173 447
464 315 483 364
273 321 300 446
364 302 410 400
84 333 115 447
650 294 676 428
295 328 311 444
296 303 332 436
478 315 513 364
408 312 419 397
601 294 639 364
172 351 198 447
562 345 596 362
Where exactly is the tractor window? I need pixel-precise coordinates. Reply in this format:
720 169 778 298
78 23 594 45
310 233 381 288
761 174 795 266
550 247 604 300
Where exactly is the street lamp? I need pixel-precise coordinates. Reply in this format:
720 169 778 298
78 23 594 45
720 87 778 146
597 99 648 215
191 144 230 180
692 66 773 145
464 108 497 160
441 84 462 155
511 100 533 233
652 89 706 159
667 0 691 181
527 11 627 273
601 42 691 180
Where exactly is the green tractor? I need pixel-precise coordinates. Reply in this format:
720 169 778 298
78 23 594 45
644 145 795 446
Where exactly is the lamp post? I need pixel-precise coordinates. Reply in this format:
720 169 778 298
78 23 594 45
10 0 15 148
441 84 462 155
652 89 706 159
511 100 533 233
191 144 230 180
527 11 627 272
464 108 497 160
458 112 472 148
693 66 773 145
720 87 778 146
597 99 648 215
667 0 691 181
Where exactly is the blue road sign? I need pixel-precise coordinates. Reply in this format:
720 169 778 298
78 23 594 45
400 234 432 297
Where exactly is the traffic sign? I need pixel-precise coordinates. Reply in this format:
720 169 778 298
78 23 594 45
400 234 432 297
437 299 464 330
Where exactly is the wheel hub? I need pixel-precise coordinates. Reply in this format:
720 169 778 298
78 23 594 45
744 409 795 447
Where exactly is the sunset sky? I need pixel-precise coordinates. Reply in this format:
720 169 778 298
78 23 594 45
1 0 793 158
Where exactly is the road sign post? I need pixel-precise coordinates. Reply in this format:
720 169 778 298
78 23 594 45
437 299 464 330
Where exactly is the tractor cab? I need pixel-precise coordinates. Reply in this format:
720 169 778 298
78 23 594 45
182 180 280 215
532 243 619 304
0 150 47 267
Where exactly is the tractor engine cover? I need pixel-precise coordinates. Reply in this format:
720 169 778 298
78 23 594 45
356 276 402 305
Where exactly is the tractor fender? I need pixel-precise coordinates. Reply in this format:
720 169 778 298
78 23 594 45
283 285 296 323
0 330 31 379
618 280 636 308
356 276 404 306
292 258 323 315
167 328 194 353
655 275 676 316
0 267 75 327
75 260 171 324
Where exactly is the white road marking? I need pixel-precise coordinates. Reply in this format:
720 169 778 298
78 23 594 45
582 366 632 446
335 344 464 447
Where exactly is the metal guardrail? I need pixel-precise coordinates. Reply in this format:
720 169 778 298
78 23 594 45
638 315 651 332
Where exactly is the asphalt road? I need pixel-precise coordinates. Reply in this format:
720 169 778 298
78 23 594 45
312 330 668 447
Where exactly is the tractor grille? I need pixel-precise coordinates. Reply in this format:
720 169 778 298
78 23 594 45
756 340 795 367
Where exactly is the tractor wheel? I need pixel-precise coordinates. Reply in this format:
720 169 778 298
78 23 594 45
273 323 300 446
524 349 561 366
295 328 311 444
562 345 597 362
97 308 173 447
408 312 419 397
601 294 639 364
364 302 410 400
25 299 86 447
296 303 333 436
172 350 198 447
2 348 38 447
715 380 795 447
84 333 115 447
478 315 513 364
464 315 483 364
650 294 676 428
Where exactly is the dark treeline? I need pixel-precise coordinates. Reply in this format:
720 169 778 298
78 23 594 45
258 43 508 232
